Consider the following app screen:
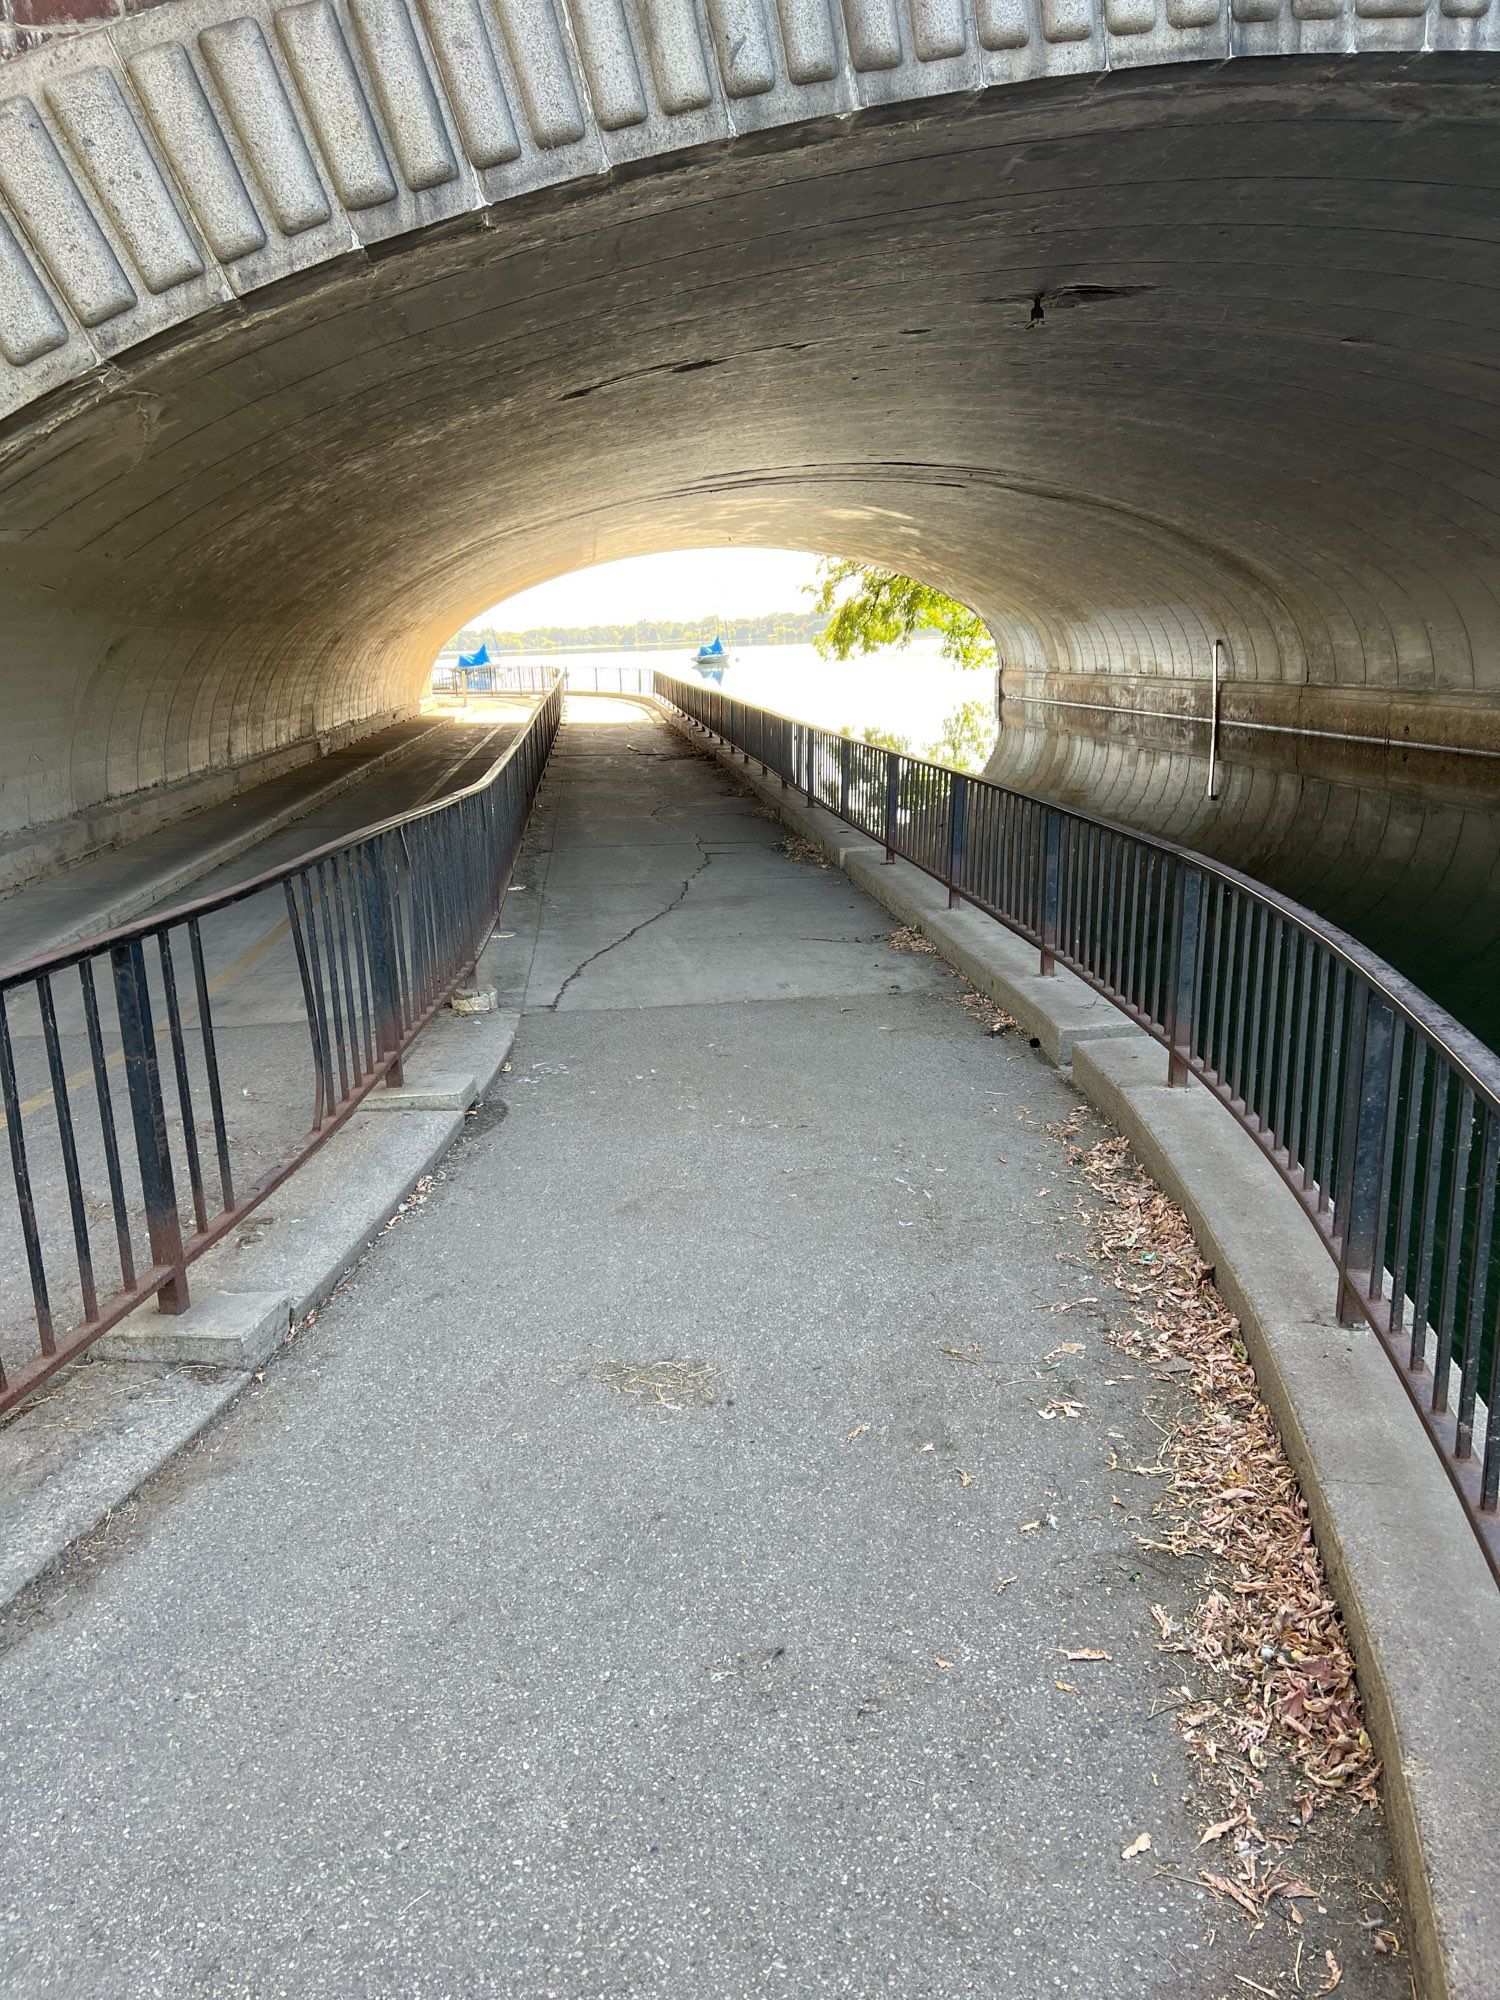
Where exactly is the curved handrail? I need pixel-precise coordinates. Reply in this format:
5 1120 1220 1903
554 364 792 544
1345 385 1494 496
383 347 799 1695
655 669 1500 1578
0 677 563 1410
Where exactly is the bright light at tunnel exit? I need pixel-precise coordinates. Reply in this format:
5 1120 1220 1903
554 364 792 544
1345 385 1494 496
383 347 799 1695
439 547 999 766
475 548 824 626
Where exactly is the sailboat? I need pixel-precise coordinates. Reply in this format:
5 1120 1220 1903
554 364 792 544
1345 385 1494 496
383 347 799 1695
692 633 729 682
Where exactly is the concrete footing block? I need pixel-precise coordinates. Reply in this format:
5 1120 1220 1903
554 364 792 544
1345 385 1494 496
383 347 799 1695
361 1069 480 1111
450 985 499 1015
91 1289 292 1370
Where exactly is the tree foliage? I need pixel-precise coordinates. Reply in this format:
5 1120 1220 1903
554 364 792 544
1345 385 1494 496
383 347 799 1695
810 560 996 670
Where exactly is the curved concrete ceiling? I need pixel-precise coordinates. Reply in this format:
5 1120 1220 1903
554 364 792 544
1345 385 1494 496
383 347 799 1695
0 1 1495 866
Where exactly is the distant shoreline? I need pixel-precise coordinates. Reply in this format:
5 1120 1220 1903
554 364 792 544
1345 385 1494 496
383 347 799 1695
441 618 828 659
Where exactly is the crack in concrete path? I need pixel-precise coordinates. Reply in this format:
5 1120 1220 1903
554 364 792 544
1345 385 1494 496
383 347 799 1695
545 839 711 1010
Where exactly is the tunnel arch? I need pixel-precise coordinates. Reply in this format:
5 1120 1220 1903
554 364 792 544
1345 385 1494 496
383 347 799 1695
0 2 1497 883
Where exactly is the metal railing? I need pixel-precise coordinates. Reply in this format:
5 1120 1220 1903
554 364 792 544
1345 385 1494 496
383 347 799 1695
0 677 562 1411
431 660 656 697
656 671 1500 1578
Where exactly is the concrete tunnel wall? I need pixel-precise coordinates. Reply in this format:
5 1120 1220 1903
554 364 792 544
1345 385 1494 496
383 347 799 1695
0 0 1497 888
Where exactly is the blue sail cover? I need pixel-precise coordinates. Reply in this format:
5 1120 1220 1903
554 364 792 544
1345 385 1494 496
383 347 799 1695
458 643 490 667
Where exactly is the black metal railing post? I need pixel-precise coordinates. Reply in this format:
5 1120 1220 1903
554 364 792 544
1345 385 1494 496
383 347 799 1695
110 938 189 1314
1335 988 1396 1326
883 753 899 863
1039 810 1062 975
947 774 967 910
361 844 407 1088
0 674 563 1414
838 737 851 819
1167 867 1205 1087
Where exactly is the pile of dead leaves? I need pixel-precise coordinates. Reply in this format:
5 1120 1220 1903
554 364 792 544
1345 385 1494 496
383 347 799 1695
886 928 1018 1037
1073 1135 1382 1848
889 924 939 954
773 833 831 868
959 989 1017 1036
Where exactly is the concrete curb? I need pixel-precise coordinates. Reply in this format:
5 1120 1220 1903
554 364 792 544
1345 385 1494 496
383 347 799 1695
360 1067 481 1112
665 706 1500 2000
0 974 521 1618
0 1368 255 1612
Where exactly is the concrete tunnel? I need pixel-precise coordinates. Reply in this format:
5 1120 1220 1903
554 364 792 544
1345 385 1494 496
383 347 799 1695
0 1 1496 894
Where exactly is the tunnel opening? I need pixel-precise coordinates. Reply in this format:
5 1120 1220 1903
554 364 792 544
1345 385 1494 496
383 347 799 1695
0 29 1495 976
423 546 1001 771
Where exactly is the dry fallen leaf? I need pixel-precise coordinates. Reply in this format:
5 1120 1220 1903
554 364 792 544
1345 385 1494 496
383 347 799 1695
1120 1832 1152 1860
953 1468 974 1488
933 1656 953 1670
1054 1680 1079 1694
1018 1520 1041 1534
994 1576 1018 1595
843 1424 869 1445
890 926 939 955
1315 1949 1342 1994
1061 1648 1112 1662
1200 1872 1263 1920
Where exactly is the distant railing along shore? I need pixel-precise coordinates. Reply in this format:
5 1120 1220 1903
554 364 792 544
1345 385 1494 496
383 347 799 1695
431 662 659 697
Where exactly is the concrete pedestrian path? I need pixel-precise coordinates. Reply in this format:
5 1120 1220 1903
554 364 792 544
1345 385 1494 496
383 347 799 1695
0 703 1399 1998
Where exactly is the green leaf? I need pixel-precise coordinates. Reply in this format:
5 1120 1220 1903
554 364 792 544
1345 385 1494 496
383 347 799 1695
808 559 995 671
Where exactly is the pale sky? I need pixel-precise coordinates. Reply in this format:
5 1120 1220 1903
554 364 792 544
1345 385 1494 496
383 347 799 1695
479 549 822 628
